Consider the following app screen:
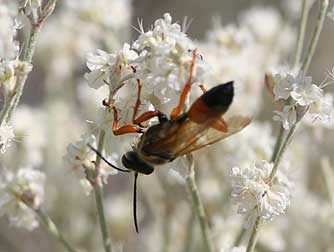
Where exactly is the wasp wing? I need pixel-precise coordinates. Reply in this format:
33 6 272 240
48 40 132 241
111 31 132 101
144 115 250 158
175 115 251 156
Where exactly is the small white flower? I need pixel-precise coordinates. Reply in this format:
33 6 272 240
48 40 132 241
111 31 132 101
273 72 323 106
291 81 323 106
132 13 209 111
64 134 119 194
273 105 297 130
64 134 96 171
85 44 138 90
273 73 296 100
0 167 45 230
230 160 291 226
0 122 14 153
0 60 16 87
307 93 334 123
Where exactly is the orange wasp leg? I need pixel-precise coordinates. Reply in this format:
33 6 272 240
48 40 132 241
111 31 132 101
170 49 197 121
132 79 143 124
112 107 144 135
111 79 163 135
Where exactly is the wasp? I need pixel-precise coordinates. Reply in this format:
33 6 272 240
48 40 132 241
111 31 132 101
91 50 251 232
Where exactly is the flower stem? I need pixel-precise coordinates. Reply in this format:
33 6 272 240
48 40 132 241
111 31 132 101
183 210 195 252
245 216 262 252
269 122 297 182
293 0 310 70
301 0 329 73
35 208 79 252
0 0 57 125
270 126 285 162
186 155 215 252
93 130 112 252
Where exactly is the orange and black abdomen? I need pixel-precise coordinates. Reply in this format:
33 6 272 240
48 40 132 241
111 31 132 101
187 82 234 124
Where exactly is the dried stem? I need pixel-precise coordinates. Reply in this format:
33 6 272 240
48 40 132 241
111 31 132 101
92 130 112 252
35 208 79 252
0 0 57 125
186 155 215 252
245 216 262 252
293 0 310 70
269 122 297 182
301 0 329 73
183 210 195 252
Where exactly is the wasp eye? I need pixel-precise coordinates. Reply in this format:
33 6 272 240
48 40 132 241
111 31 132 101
122 151 154 175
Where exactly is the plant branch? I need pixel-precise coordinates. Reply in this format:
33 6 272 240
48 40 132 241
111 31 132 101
245 215 262 252
186 155 215 252
293 0 310 70
301 0 329 73
35 208 79 252
92 130 112 252
0 0 57 125
269 122 297 182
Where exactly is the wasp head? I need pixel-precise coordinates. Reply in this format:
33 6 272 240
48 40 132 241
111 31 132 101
122 151 154 175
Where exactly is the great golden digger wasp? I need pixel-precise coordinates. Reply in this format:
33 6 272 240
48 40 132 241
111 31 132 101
90 50 251 233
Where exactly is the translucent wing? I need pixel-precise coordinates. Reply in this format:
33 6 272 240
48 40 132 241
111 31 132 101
143 115 251 159
175 115 251 156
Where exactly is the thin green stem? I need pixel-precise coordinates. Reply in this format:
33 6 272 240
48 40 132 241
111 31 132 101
183 210 195 252
93 130 112 252
293 0 310 70
186 155 215 252
245 216 262 252
301 0 329 73
245 123 298 252
36 209 79 252
269 122 297 182
0 0 57 125
270 126 285 163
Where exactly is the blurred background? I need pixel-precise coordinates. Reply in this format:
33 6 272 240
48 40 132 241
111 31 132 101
1 0 334 252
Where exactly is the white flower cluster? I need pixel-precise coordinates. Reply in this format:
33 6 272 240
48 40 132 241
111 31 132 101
85 13 209 114
273 72 333 129
63 134 118 195
0 167 45 230
230 160 291 227
85 43 138 90
78 13 210 185
0 2 31 98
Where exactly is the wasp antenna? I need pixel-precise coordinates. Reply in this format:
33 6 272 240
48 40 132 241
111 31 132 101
133 172 139 233
87 144 130 173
